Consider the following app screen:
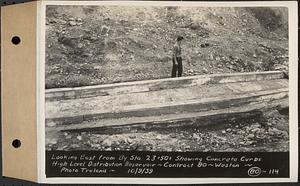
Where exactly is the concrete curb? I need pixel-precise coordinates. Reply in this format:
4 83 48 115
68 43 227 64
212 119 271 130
46 88 288 127
48 98 288 132
45 71 285 101
45 71 288 131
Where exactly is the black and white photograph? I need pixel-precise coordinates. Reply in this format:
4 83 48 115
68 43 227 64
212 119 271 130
41 1 298 181
45 3 289 152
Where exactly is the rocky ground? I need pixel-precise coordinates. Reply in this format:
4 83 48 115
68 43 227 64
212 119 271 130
45 6 289 88
46 108 289 152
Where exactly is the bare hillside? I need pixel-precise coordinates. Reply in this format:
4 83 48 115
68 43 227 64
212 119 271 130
46 6 288 88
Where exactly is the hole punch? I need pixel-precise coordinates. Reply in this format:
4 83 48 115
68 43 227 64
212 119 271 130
12 139 21 148
11 36 21 45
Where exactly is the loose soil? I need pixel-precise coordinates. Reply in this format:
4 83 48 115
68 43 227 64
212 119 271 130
46 6 288 89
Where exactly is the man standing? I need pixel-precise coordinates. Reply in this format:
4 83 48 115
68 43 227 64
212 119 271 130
172 36 184 77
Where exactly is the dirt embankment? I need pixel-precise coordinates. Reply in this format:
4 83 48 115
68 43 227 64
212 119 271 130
46 6 288 89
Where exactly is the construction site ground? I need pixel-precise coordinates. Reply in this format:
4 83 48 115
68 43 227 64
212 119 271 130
46 6 288 88
46 108 289 152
